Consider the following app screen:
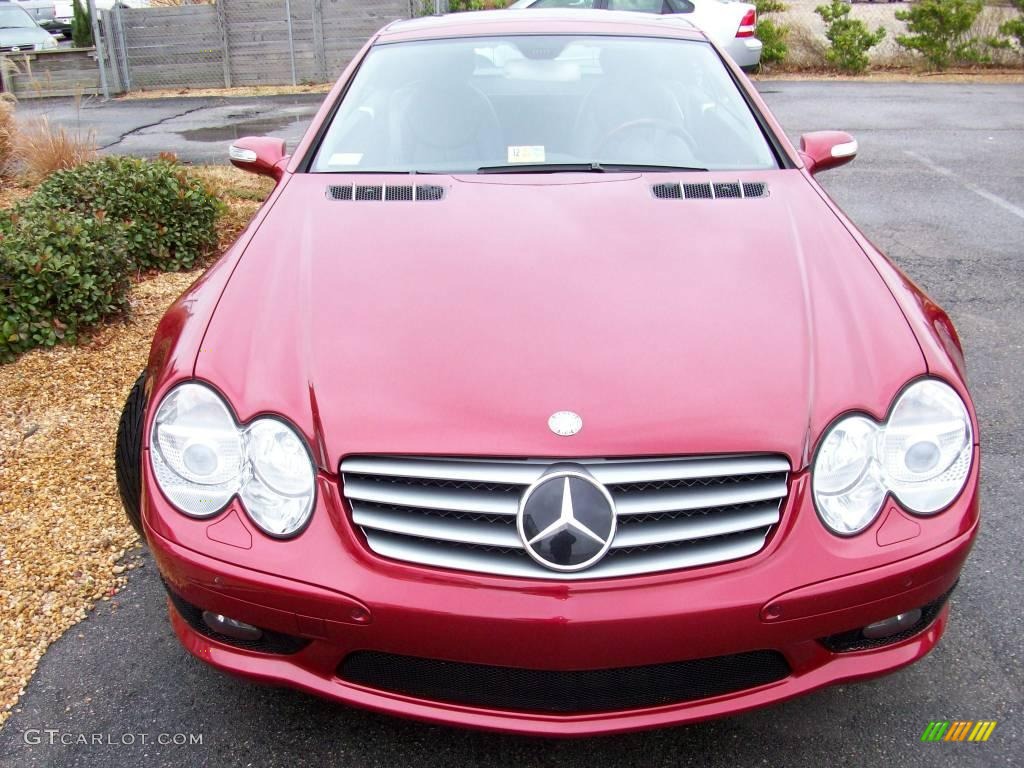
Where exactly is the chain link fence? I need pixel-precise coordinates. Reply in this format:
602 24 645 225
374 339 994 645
101 0 414 93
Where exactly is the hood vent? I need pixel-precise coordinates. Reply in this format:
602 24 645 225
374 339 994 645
652 181 768 200
327 184 446 202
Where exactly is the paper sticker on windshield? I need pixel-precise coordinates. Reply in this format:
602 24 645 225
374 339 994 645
508 146 545 164
328 152 364 166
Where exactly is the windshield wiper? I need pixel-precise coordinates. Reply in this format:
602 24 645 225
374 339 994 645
595 163 708 173
477 162 707 174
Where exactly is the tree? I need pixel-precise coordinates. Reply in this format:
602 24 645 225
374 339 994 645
71 0 93 49
815 0 885 74
895 0 987 70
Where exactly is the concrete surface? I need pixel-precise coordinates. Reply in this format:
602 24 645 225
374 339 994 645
1 81 1022 767
14 94 324 165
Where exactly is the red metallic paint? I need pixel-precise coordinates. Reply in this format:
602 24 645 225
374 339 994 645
228 136 288 180
799 130 858 175
137 11 981 735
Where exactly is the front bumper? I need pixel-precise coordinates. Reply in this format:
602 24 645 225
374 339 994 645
144 457 979 736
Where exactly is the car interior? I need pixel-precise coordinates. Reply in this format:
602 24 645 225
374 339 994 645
312 36 777 173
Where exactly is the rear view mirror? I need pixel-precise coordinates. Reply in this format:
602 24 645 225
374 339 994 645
798 131 858 175
229 136 288 180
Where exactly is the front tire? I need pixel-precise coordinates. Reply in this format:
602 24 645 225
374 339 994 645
115 373 147 540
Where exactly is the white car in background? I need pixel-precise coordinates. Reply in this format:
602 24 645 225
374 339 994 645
508 0 762 70
0 1 59 49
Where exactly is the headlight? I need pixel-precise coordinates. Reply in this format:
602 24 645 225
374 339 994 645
37 36 59 50
812 379 973 536
151 382 315 537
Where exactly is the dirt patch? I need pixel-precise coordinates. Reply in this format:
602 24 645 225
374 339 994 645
116 83 333 101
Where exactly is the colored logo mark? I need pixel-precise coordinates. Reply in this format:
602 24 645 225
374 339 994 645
921 721 997 742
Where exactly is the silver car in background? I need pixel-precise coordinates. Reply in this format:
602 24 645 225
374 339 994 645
508 0 762 70
0 1 59 51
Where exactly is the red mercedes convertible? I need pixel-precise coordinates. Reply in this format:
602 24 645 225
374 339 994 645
116 10 979 736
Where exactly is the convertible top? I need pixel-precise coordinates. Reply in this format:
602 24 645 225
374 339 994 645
379 9 707 44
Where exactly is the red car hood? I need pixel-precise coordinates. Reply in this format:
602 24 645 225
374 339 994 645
196 171 924 471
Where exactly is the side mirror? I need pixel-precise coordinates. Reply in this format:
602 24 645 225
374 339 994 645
799 131 857 175
228 136 288 180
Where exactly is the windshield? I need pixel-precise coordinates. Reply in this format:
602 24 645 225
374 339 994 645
0 6 38 29
310 35 777 174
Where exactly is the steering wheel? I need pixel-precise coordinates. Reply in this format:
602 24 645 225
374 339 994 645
595 118 698 163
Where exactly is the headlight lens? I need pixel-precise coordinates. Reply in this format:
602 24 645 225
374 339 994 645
813 379 973 535
151 382 315 537
241 419 316 536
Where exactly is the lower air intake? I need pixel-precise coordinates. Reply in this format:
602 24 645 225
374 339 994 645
339 650 791 713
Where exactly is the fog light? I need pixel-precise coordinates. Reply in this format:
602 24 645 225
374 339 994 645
862 609 923 640
201 611 263 641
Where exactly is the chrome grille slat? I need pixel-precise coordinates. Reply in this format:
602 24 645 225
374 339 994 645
352 503 521 549
342 455 789 580
345 477 519 516
610 503 779 548
341 455 788 486
362 528 773 581
613 477 788 516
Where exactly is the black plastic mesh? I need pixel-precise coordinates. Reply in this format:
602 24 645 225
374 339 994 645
652 183 683 199
326 185 445 202
326 185 353 201
339 649 790 713
682 182 713 199
713 182 742 199
355 185 383 201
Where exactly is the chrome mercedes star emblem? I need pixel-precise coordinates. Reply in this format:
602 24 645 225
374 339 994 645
517 468 616 572
548 411 582 437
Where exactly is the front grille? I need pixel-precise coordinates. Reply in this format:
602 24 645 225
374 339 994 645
820 582 957 653
163 581 310 655
341 455 789 580
339 650 791 713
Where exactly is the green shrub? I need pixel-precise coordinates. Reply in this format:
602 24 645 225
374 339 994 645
22 157 222 272
895 0 987 70
815 0 885 74
1001 0 1024 50
755 0 789 66
1002 17 1024 49
0 209 129 362
756 0 787 14
71 0 92 48
757 19 790 65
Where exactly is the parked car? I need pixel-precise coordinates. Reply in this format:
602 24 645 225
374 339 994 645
43 0 73 40
118 9 979 736
0 1 58 51
509 0 762 69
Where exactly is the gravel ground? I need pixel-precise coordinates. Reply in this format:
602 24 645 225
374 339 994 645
0 167 272 729
0 271 196 730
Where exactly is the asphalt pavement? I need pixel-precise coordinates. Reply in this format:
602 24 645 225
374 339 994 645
2 81 1022 767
